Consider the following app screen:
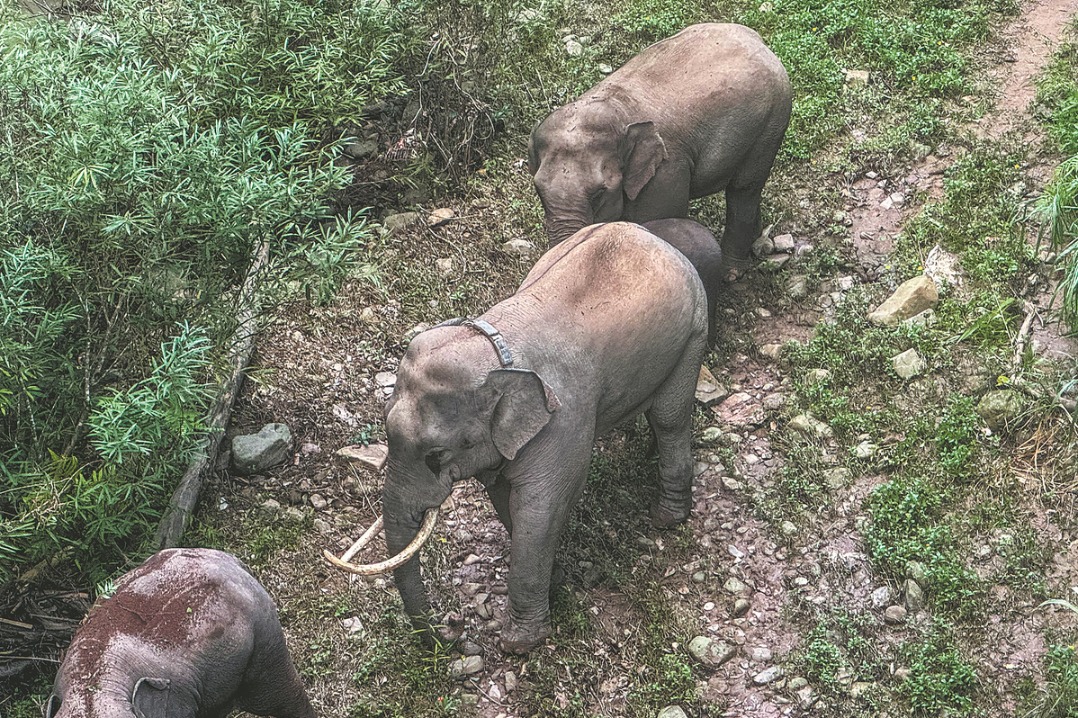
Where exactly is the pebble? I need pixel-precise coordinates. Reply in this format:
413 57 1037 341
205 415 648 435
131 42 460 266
463 554 481 566
687 635 736 667
747 646 772 662
504 671 518 692
724 577 747 594
870 586 892 608
780 520 798 536
788 676 808 690
753 666 784 685
884 605 907 624
449 655 484 679
721 476 742 492
905 579 924 611
309 493 328 510
313 518 331 534
692 571 707 583
658 706 688 718
733 598 751 617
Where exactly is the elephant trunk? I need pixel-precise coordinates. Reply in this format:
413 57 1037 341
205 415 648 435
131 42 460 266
382 480 440 625
542 201 592 246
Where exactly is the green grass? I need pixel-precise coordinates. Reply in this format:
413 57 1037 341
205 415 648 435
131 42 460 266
1034 645 1078 718
901 625 979 715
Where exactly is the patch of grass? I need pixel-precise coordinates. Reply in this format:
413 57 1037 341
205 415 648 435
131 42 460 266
1032 644 1078 718
900 625 979 715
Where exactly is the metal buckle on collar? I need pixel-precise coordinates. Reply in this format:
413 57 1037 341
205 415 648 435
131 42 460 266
433 317 514 368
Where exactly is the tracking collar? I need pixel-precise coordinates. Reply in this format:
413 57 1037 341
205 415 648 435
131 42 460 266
435 317 514 368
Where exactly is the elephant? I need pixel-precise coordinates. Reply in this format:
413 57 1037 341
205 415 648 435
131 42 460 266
642 218 723 346
330 222 709 655
528 23 791 274
46 548 315 718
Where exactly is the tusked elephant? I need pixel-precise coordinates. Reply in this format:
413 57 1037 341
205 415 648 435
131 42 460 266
643 218 723 346
46 548 314 718
330 222 709 654
528 23 791 273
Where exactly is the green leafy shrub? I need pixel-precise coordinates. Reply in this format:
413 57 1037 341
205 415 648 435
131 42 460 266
901 627 978 714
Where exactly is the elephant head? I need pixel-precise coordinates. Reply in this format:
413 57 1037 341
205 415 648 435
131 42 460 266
529 103 667 244
46 676 176 718
325 327 560 641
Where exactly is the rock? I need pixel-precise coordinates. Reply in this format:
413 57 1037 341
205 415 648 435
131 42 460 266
721 476 742 492
752 235 774 258
636 536 657 551
850 682 873 699
598 63 613 74
788 676 808 691
343 138 379 161
374 371 397 388
565 39 584 56
780 520 797 536
501 239 536 257
753 666 784 685
232 423 293 475
340 616 363 633
435 258 455 275
884 605 907 624
788 413 833 439
460 640 482 656
845 69 870 85
282 507 305 522
853 440 878 459
692 571 706 583
733 598 751 617
923 244 962 287
976 390 1026 431
906 560 927 585
773 233 795 252
761 254 790 272
504 671 518 692
867 276 939 326
746 646 772 662
428 208 456 226
336 443 388 471
657 706 688 718
261 498 282 512
700 426 723 443
724 577 747 594
713 392 765 428
762 392 787 411
309 493 328 510
870 586 892 609
313 518 331 534
823 468 851 489
696 366 727 405
806 368 831 383
449 655 484 679
904 579 924 612
903 308 936 327
759 343 783 360
787 274 809 300
892 348 926 379
687 635 736 667
381 212 421 235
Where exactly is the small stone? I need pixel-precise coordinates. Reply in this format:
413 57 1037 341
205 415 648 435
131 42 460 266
724 577 747 594
658 706 689 718
382 212 421 235
313 518 332 534
336 443 388 471
374 371 397 388
721 476 742 492
761 254 790 272
976 390 1027 432
904 579 924 612
565 39 584 56
460 641 482 656
261 498 282 512
435 257 455 275
806 368 831 383
283 507 305 522
636 536 657 551
754 666 784 685
780 520 797 537
870 586 892 609
894 666 912 681
340 616 364 633
231 423 293 475
906 561 927 584
309 493 328 510
853 440 878 459
759 343 782 360
700 426 723 443
714 392 765 428
788 677 808 691
692 571 707 583
449 655 484 679
850 682 873 699
845 69 870 85
598 63 613 74
504 671 518 692
788 413 833 439
823 468 851 489
903 308 937 327
427 208 456 226
696 365 728 405
924 244 963 288
687 635 736 667
773 233 795 252
892 348 927 379
462 582 482 596
501 239 536 257
867 276 939 326
752 235 775 257
762 393 786 411
463 554 481 566
747 646 772 662
787 274 809 300
343 138 379 161
733 598 751 617
884 605 907 624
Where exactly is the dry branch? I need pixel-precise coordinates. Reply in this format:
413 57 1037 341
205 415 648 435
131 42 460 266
153 238 270 549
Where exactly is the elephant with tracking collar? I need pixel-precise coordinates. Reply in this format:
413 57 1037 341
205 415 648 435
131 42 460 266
46 549 314 718
528 23 791 274
328 222 709 654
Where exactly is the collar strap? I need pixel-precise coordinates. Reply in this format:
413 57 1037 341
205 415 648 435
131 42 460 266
433 317 514 368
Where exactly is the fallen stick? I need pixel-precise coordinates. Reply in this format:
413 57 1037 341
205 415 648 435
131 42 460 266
153 238 270 550
1012 300 1038 374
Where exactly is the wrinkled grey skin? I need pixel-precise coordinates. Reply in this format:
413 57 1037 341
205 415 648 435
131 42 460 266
642 218 722 346
46 549 314 718
383 222 709 655
528 23 791 272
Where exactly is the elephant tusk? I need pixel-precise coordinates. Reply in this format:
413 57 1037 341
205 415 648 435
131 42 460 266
323 509 439 575
339 515 385 563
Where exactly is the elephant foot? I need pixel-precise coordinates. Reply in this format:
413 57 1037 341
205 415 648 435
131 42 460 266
499 617 552 655
650 499 690 529
416 612 464 650
719 254 755 283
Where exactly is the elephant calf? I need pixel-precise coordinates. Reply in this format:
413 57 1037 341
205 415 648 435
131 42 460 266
46 548 314 718
335 222 709 654
529 23 791 273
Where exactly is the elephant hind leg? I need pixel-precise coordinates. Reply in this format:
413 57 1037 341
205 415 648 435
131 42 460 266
646 337 706 528
236 630 316 718
720 182 765 275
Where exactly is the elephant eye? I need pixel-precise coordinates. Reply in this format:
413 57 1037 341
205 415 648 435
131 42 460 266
460 438 475 449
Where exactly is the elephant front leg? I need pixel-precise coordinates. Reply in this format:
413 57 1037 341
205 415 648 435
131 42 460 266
499 466 588 654
720 184 765 279
646 347 703 528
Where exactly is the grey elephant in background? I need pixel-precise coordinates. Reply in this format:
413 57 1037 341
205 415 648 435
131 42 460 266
528 23 791 273
46 548 314 718
643 218 723 346
333 222 708 655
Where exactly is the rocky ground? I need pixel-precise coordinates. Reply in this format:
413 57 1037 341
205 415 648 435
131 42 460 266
192 2 1078 717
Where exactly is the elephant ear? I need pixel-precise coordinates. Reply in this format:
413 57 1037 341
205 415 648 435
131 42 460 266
620 121 667 201
43 694 61 718
131 677 172 718
479 368 561 461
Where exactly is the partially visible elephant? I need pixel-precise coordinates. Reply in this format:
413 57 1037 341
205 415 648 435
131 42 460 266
643 218 722 345
46 548 314 718
336 222 708 655
528 23 791 273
